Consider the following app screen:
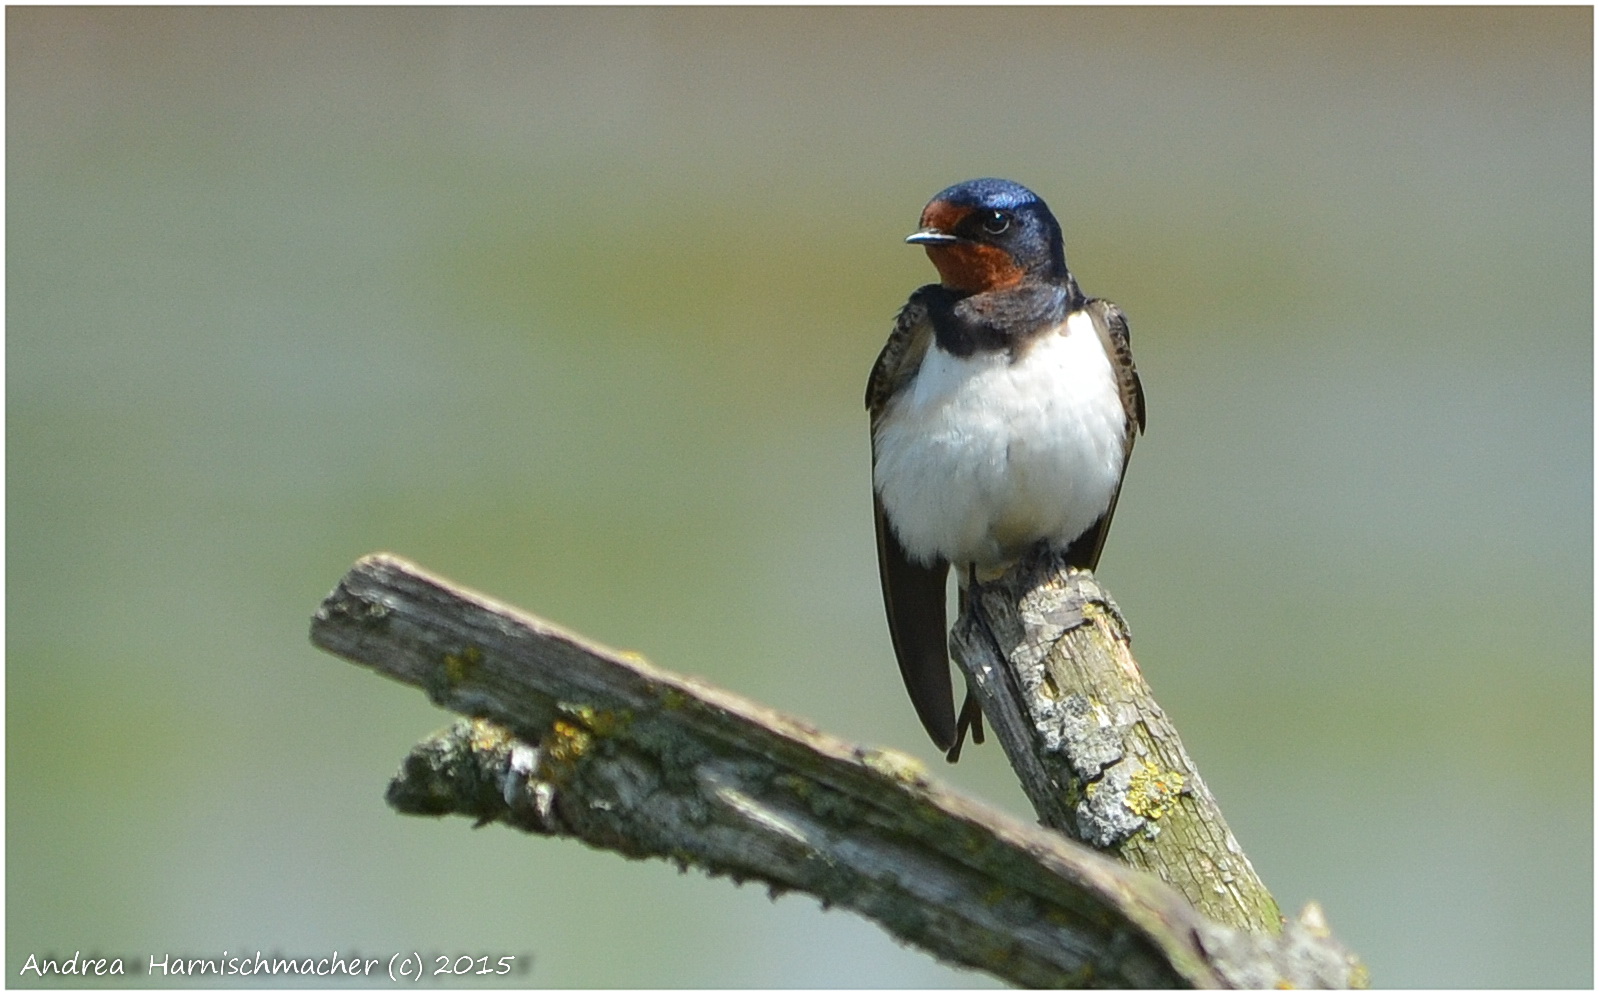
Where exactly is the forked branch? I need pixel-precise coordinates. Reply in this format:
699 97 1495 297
310 553 1362 988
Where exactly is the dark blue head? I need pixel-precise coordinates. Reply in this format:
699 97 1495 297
906 178 1070 293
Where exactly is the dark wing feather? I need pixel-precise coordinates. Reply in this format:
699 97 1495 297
1065 298 1146 570
868 290 955 750
1094 297 1146 436
873 495 955 749
866 290 936 412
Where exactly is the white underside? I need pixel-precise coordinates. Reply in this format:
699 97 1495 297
873 309 1127 570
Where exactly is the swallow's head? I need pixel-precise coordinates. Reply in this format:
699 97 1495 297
906 178 1068 294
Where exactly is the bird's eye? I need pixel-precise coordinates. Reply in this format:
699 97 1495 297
981 211 1011 235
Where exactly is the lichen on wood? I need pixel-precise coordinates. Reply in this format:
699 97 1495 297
312 552 1364 988
951 547 1283 934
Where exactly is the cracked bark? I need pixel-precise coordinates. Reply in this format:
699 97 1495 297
950 547 1281 934
311 552 1364 988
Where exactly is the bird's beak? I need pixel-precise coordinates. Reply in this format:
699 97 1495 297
905 228 960 246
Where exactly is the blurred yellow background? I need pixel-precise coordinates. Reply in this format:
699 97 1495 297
8 7 1590 987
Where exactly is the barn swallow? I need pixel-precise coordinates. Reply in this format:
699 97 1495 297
867 178 1145 761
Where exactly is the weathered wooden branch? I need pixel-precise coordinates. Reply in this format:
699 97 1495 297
951 548 1281 933
310 553 1364 988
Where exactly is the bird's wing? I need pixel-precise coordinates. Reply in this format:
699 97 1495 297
872 495 955 749
1092 297 1146 437
865 290 936 413
867 291 955 750
1064 298 1146 570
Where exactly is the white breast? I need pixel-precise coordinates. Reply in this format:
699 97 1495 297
873 309 1128 569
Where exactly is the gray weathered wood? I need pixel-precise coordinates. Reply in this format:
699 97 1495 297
310 552 1364 988
951 548 1282 933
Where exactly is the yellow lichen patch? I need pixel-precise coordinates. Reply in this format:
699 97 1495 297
442 644 483 685
1126 762 1185 821
467 718 514 753
563 704 630 737
857 747 929 786
545 719 594 767
1075 692 1110 724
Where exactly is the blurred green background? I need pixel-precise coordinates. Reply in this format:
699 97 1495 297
7 6 1591 988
